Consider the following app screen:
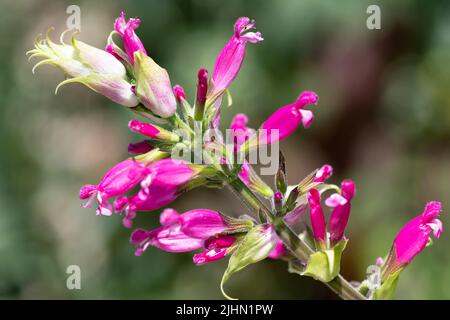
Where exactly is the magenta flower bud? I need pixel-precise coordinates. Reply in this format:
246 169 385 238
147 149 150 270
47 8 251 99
268 240 286 259
388 202 443 271
127 140 153 155
307 189 327 242
314 164 333 183
173 85 186 104
114 11 147 64
196 69 208 107
208 17 263 99
128 119 160 138
128 119 179 142
79 159 149 216
327 180 356 244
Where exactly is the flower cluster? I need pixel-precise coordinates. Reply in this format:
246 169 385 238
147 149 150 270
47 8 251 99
28 12 443 300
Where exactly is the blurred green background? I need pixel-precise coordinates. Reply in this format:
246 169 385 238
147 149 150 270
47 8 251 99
0 0 449 299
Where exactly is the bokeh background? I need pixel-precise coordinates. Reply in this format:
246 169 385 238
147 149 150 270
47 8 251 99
0 0 449 299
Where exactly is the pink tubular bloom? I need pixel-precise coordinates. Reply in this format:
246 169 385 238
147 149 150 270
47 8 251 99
307 189 326 242
196 69 208 107
327 180 356 244
173 85 186 104
259 91 319 144
115 159 196 228
130 209 243 256
314 164 333 183
209 17 263 98
390 202 443 269
127 140 153 155
128 119 160 138
105 44 123 61
114 11 147 63
79 159 149 216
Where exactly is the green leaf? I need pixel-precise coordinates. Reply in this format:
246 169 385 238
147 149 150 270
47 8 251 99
302 239 348 282
372 269 402 300
220 224 278 300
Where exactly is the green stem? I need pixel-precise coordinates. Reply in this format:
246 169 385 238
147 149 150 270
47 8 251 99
227 178 366 300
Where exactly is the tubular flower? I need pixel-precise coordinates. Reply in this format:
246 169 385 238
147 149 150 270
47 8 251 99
79 159 149 216
113 159 204 227
258 91 319 145
208 17 263 101
326 180 356 245
130 209 252 256
383 202 443 275
313 164 333 183
307 189 327 244
114 11 147 64
28 31 138 107
128 119 179 142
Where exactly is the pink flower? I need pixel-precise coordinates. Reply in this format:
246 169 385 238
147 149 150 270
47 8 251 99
387 202 443 272
314 164 333 183
209 17 263 99
196 69 208 107
114 11 147 64
307 188 327 242
259 91 319 144
115 159 196 227
230 113 254 152
127 140 153 155
326 180 356 245
128 119 160 138
128 119 179 142
79 159 149 216
130 209 248 256
173 85 186 104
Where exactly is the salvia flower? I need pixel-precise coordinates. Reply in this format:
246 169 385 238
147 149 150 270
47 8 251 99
128 119 179 142
79 159 149 216
114 11 147 64
313 164 333 183
130 208 252 256
114 159 203 227
383 202 443 275
28 31 138 107
258 91 319 145
326 180 356 245
307 188 327 246
208 17 263 101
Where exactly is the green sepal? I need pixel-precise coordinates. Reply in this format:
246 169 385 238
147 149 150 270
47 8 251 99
220 224 278 300
302 239 348 282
